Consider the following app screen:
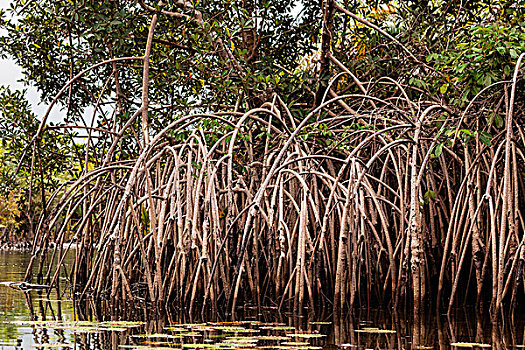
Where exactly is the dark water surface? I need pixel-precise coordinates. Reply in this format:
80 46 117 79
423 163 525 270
1 250 524 349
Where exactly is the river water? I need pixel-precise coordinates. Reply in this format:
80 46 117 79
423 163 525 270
0 250 524 349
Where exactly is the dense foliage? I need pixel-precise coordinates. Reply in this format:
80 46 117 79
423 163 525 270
2 1 524 130
1 1 321 121
0 87 71 242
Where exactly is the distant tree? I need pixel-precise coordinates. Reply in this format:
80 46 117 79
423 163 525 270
0 87 71 241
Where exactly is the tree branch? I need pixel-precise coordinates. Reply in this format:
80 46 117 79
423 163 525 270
333 2 421 64
139 0 243 74
315 0 335 107
138 0 193 21
141 1 163 145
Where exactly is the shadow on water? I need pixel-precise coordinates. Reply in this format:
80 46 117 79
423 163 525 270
1 250 524 349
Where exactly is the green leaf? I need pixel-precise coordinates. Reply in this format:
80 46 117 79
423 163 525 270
479 135 491 146
426 53 436 63
456 62 469 73
478 131 492 146
494 114 504 128
434 143 443 157
423 190 436 205
440 84 448 94
483 74 492 86
480 131 492 139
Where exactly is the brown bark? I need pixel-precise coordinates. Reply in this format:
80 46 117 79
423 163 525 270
316 0 335 107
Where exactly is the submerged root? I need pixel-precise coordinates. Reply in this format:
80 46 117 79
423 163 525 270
24 43 525 318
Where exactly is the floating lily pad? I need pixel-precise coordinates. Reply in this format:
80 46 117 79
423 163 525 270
224 337 259 343
119 346 178 350
213 322 247 326
212 326 260 333
182 343 228 348
207 334 229 339
164 327 188 332
308 322 332 325
276 346 322 350
250 322 284 326
213 326 247 331
260 326 295 331
133 333 185 339
12 320 62 327
101 321 145 328
254 336 290 341
355 327 396 334
193 327 216 332
64 327 99 332
450 343 491 348
181 323 208 328
286 334 326 338
138 341 178 346
220 342 258 348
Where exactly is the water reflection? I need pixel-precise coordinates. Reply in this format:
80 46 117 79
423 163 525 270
1 250 524 349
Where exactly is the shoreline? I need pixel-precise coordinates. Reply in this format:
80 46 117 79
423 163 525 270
0 241 32 251
0 241 80 251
